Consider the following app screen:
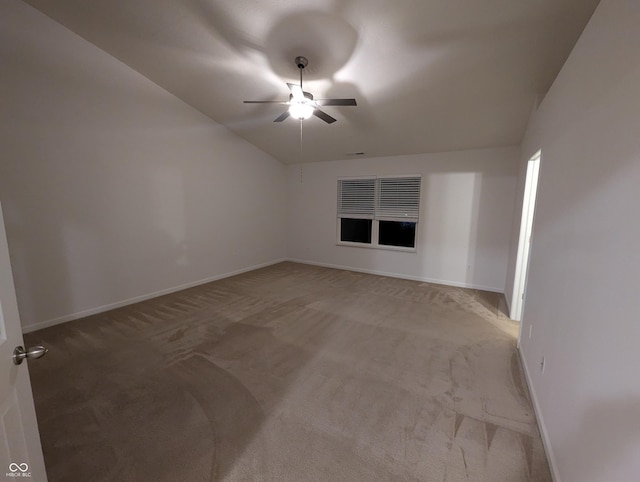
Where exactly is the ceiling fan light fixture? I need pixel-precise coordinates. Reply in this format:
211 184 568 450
243 56 356 124
289 100 315 120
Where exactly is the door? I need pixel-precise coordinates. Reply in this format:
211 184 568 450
0 202 47 480
511 150 541 325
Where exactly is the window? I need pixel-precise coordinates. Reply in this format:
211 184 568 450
340 218 372 243
337 176 421 250
378 220 416 248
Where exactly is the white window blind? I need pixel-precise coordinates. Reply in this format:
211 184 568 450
376 177 421 219
337 179 375 218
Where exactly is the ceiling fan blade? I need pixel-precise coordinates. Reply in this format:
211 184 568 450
243 100 289 104
274 111 290 122
315 99 357 106
313 109 337 124
287 83 304 100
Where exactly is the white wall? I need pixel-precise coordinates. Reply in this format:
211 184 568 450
513 1 640 480
287 147 519 292
0 0 287 332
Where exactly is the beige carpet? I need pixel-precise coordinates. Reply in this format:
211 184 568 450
25 262 551 481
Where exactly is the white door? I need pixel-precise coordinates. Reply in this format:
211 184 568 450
511 150 541 324
0 202 47 481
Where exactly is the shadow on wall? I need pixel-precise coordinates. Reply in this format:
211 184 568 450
424 172 478 284
557 396 640 481
467 173 482 285
422 167 514 290
469 168 517 290
0 202 72 326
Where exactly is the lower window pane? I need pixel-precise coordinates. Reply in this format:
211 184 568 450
340 218 372 243
378 221 416 248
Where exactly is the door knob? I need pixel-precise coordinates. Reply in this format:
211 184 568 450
13 345 48 365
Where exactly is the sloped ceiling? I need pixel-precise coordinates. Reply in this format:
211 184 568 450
22 0 600 164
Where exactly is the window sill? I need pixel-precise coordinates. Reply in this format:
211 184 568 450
336 241 417 254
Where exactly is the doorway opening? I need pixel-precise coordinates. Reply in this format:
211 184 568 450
511 150 541 327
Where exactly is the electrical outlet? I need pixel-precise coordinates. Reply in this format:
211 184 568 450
529 324 533 339
540 356 545 373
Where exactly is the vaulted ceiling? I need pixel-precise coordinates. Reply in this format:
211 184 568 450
23 0 600 164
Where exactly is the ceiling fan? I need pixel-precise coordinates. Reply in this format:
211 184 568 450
243 56 357 124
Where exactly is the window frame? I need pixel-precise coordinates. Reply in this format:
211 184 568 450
336 175 421 253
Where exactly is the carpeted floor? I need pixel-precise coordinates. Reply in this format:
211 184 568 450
25 262 552 481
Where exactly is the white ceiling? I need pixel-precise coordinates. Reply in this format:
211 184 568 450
23 0 600 164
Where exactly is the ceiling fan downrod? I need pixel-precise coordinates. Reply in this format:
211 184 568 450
295 56 308 89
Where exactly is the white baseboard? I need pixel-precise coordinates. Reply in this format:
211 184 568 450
286 258 504 293
22 258 287 334
518 347 561 482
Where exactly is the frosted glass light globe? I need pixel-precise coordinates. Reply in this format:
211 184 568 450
289 101 314 120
